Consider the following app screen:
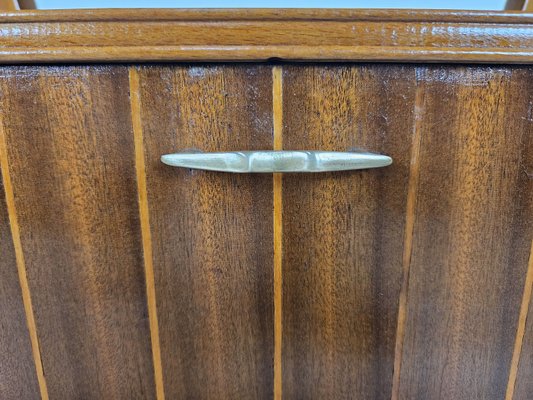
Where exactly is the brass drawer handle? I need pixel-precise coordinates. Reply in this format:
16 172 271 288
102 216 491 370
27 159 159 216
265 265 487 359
161 150 392 173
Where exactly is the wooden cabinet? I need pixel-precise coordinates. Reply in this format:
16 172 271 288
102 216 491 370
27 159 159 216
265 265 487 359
0 10 532 400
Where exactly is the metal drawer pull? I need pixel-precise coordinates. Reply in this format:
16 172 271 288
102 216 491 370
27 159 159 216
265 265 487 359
161 150 392 173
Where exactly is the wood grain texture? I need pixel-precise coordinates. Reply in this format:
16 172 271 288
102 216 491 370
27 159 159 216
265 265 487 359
0 10 531 63
391 79 425 400
398 66 533 400
0 120 48 399
137 65 274 399
0 66 156 399
130 68 165 400
512 163 533 400
281 65 417 399
0 167 39 399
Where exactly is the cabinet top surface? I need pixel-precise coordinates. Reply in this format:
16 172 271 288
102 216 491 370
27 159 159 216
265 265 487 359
0 9 532 64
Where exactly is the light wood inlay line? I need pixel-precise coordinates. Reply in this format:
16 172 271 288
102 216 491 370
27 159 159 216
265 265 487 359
273 65 283 400
390 73 425 400
129 67 165 400
505 239 533 400
0 116 49 400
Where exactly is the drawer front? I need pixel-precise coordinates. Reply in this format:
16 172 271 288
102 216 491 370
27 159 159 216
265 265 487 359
0 64 531 400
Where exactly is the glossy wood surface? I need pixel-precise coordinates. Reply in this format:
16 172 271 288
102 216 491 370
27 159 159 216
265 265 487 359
0 62 532 400
281 65 416 399
0 66 156 399
397 66 533 400
0 10 531 63
135 65 274 399
0 168 39 399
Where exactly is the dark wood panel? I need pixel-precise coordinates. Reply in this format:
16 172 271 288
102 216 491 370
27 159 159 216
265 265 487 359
399 67 533 400
281 65 417 399
137 65 274 399
0 167 40 399
0 66 156 399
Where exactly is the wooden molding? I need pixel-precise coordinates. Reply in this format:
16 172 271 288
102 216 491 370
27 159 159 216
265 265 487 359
0 9 531 63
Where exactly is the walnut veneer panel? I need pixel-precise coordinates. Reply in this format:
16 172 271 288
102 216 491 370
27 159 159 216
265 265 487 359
1 62 531 400
280 64 533 400
281 64 416 399
136 65 274 399
0 66 156 399
0 168 40 399
398 66 533 400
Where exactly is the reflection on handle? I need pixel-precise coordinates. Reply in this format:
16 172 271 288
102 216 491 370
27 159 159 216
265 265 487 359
161 150 392 173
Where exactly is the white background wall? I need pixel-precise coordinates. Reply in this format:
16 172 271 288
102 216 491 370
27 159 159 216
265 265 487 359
32 0 509 10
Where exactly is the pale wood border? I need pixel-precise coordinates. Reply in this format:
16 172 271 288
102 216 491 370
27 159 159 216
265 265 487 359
129 67 166 400
272 65 283 400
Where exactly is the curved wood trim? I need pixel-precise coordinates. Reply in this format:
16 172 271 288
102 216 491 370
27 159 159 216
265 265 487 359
0 9 531 63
